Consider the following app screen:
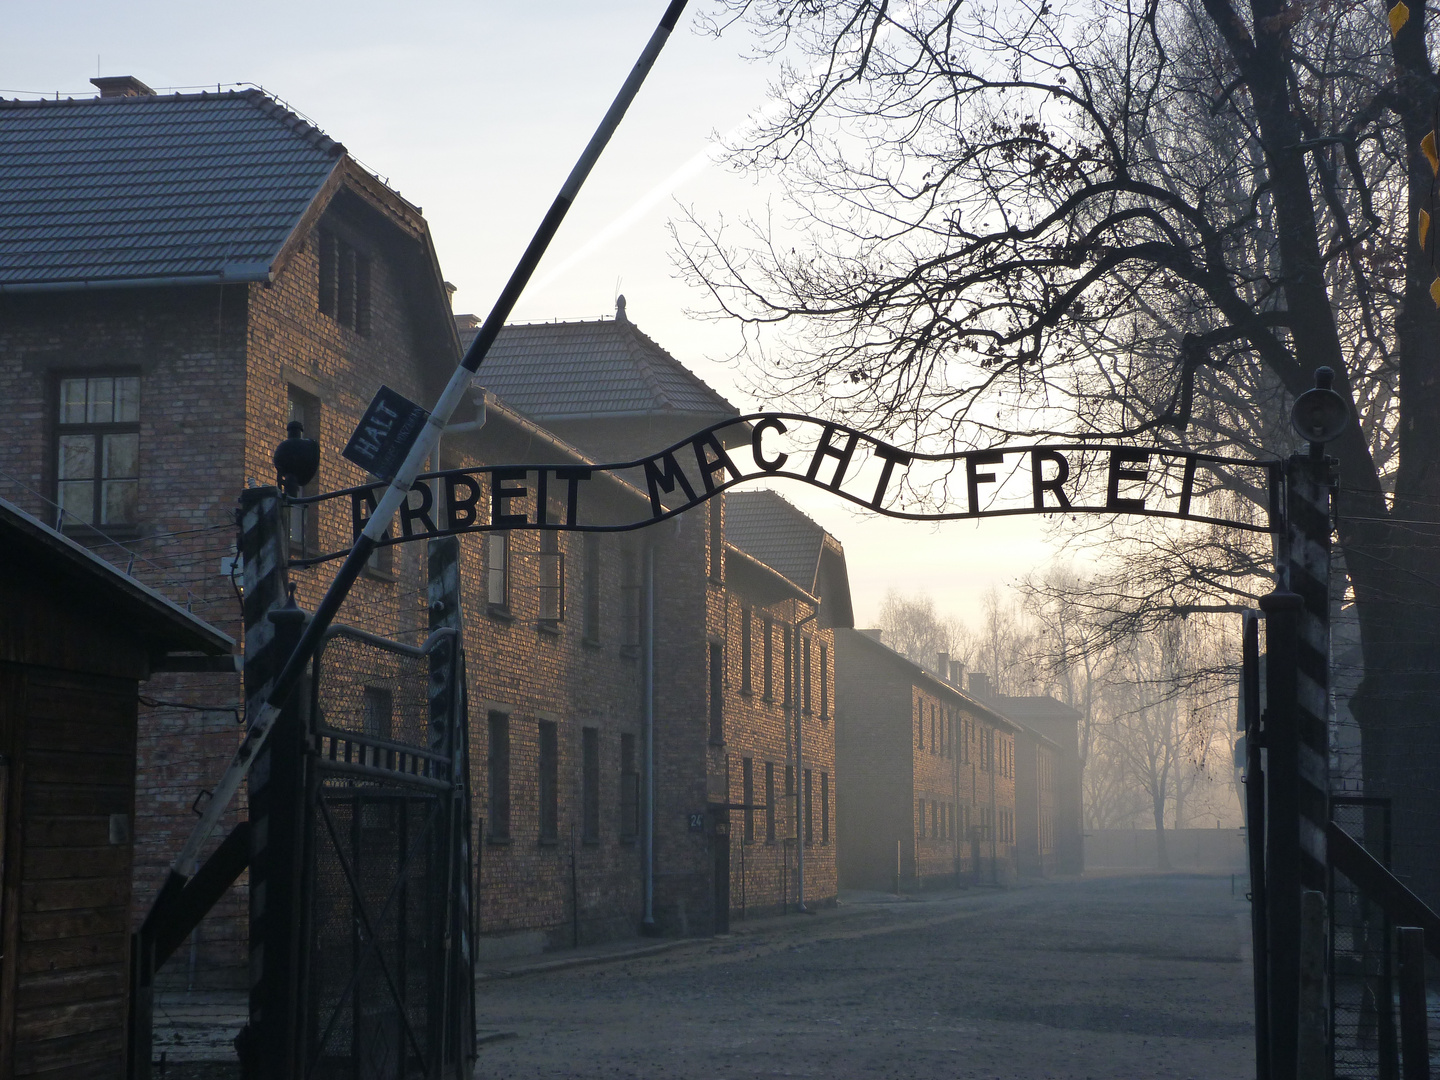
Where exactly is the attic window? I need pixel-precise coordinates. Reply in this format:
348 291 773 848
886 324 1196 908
318 229 371 336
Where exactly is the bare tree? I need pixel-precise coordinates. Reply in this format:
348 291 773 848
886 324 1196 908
688 0 1440 901
875 590 970 671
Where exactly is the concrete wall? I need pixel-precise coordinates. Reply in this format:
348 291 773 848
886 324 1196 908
1085 828 1248 872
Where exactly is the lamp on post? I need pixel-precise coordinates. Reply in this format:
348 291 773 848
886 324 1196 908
272 421 320 496
1290 366 1349 459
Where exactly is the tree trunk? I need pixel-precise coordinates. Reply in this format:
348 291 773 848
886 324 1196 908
1153 792 1172 871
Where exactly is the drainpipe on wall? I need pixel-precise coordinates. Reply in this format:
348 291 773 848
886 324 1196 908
642 538 658 934
794 609 818 914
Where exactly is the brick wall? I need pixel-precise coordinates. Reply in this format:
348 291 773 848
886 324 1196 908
718 561 837 920
2 184 854 982
835 630 1020 890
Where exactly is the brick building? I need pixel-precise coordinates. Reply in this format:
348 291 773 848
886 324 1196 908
833 630 1026 889
0 79 852 993
991 693 1085 876
467 309 846 929
0 79 461 982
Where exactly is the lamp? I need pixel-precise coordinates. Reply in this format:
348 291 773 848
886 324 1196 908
273 421 320 496
1290 367 1348 454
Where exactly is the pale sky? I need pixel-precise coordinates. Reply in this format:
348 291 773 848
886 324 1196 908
5 0 1061 630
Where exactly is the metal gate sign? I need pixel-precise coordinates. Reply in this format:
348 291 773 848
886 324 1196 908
341 385 431 483
300 412 1278 564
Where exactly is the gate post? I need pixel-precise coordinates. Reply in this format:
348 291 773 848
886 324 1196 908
237 487 308 1079
1262 447 1336 1080
426 536 474 1076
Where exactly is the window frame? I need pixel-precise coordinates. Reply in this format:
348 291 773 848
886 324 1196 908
53 372 142 534
538 720 559 844
740 607 752 695
318 226 372 336
742 757 755 844
820 771 829 845
819 644 828 721
765 762 776 844
708 641 725 745
619 733 639 842
581 726 600 844
762 618 774 701
486 531 510 612
487 712 511 842
538 530 565 626
582 532 601 643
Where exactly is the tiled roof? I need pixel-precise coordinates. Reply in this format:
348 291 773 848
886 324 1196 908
0 90 343 290
724 489 826 594
460 306 738 422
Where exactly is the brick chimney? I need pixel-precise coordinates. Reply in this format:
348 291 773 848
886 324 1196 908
937 652 949 681
91 76 156 98
968 671 991 701
949 658 965 686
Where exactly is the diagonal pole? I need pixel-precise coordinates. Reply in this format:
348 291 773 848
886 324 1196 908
168 0 692 882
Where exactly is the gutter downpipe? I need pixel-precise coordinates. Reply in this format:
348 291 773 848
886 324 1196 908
641 538 658 934
794 610 818 914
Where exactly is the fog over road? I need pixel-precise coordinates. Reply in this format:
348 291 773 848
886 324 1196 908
475 874 1254 1079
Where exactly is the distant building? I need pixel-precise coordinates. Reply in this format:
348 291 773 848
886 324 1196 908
989 693 1085 876
833 633 1083 890
466 303 848 926
464 295 742 464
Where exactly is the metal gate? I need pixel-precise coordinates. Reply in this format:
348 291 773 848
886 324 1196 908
303 622 473 1080
1329 798 1399 1080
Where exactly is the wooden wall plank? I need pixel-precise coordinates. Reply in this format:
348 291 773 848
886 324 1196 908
14 965 125 1008
23 720 132 756
14 995 124 1040
16 933 127 975
22 752 134 788
22 785 131 818
21 846 130 881
21 817 111 848
20 906 128 942
21 877 129 914
11 1024 124 1074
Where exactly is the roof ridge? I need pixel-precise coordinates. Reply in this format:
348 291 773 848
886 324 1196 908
622 318 737 414
0 88 346 157
617 319 677 410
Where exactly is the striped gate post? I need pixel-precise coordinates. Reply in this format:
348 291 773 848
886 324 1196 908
1288 452 1335 1077
1261 451 1335 1080
236 486 307 1078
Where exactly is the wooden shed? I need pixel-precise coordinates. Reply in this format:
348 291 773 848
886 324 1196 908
0 498 233 1079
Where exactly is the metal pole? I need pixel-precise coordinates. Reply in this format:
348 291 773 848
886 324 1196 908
795 627 806 913
1398 927 1429 1080
1261 586 1302 1080
1242 608 1270 1080
166 0 694 882
641 539 657 933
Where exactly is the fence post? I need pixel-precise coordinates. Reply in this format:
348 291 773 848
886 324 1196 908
1399 927 1429 1080
237 487 306 1079
1261 587 1303 1080
1261 449 1335 1080
426 536 473 1077
1242 608 1270 1080
1290 451 1334 1075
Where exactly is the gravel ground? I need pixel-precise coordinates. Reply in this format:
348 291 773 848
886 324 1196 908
473 873 1255 1079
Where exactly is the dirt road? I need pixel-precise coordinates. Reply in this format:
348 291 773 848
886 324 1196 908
474 873 1254 1079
